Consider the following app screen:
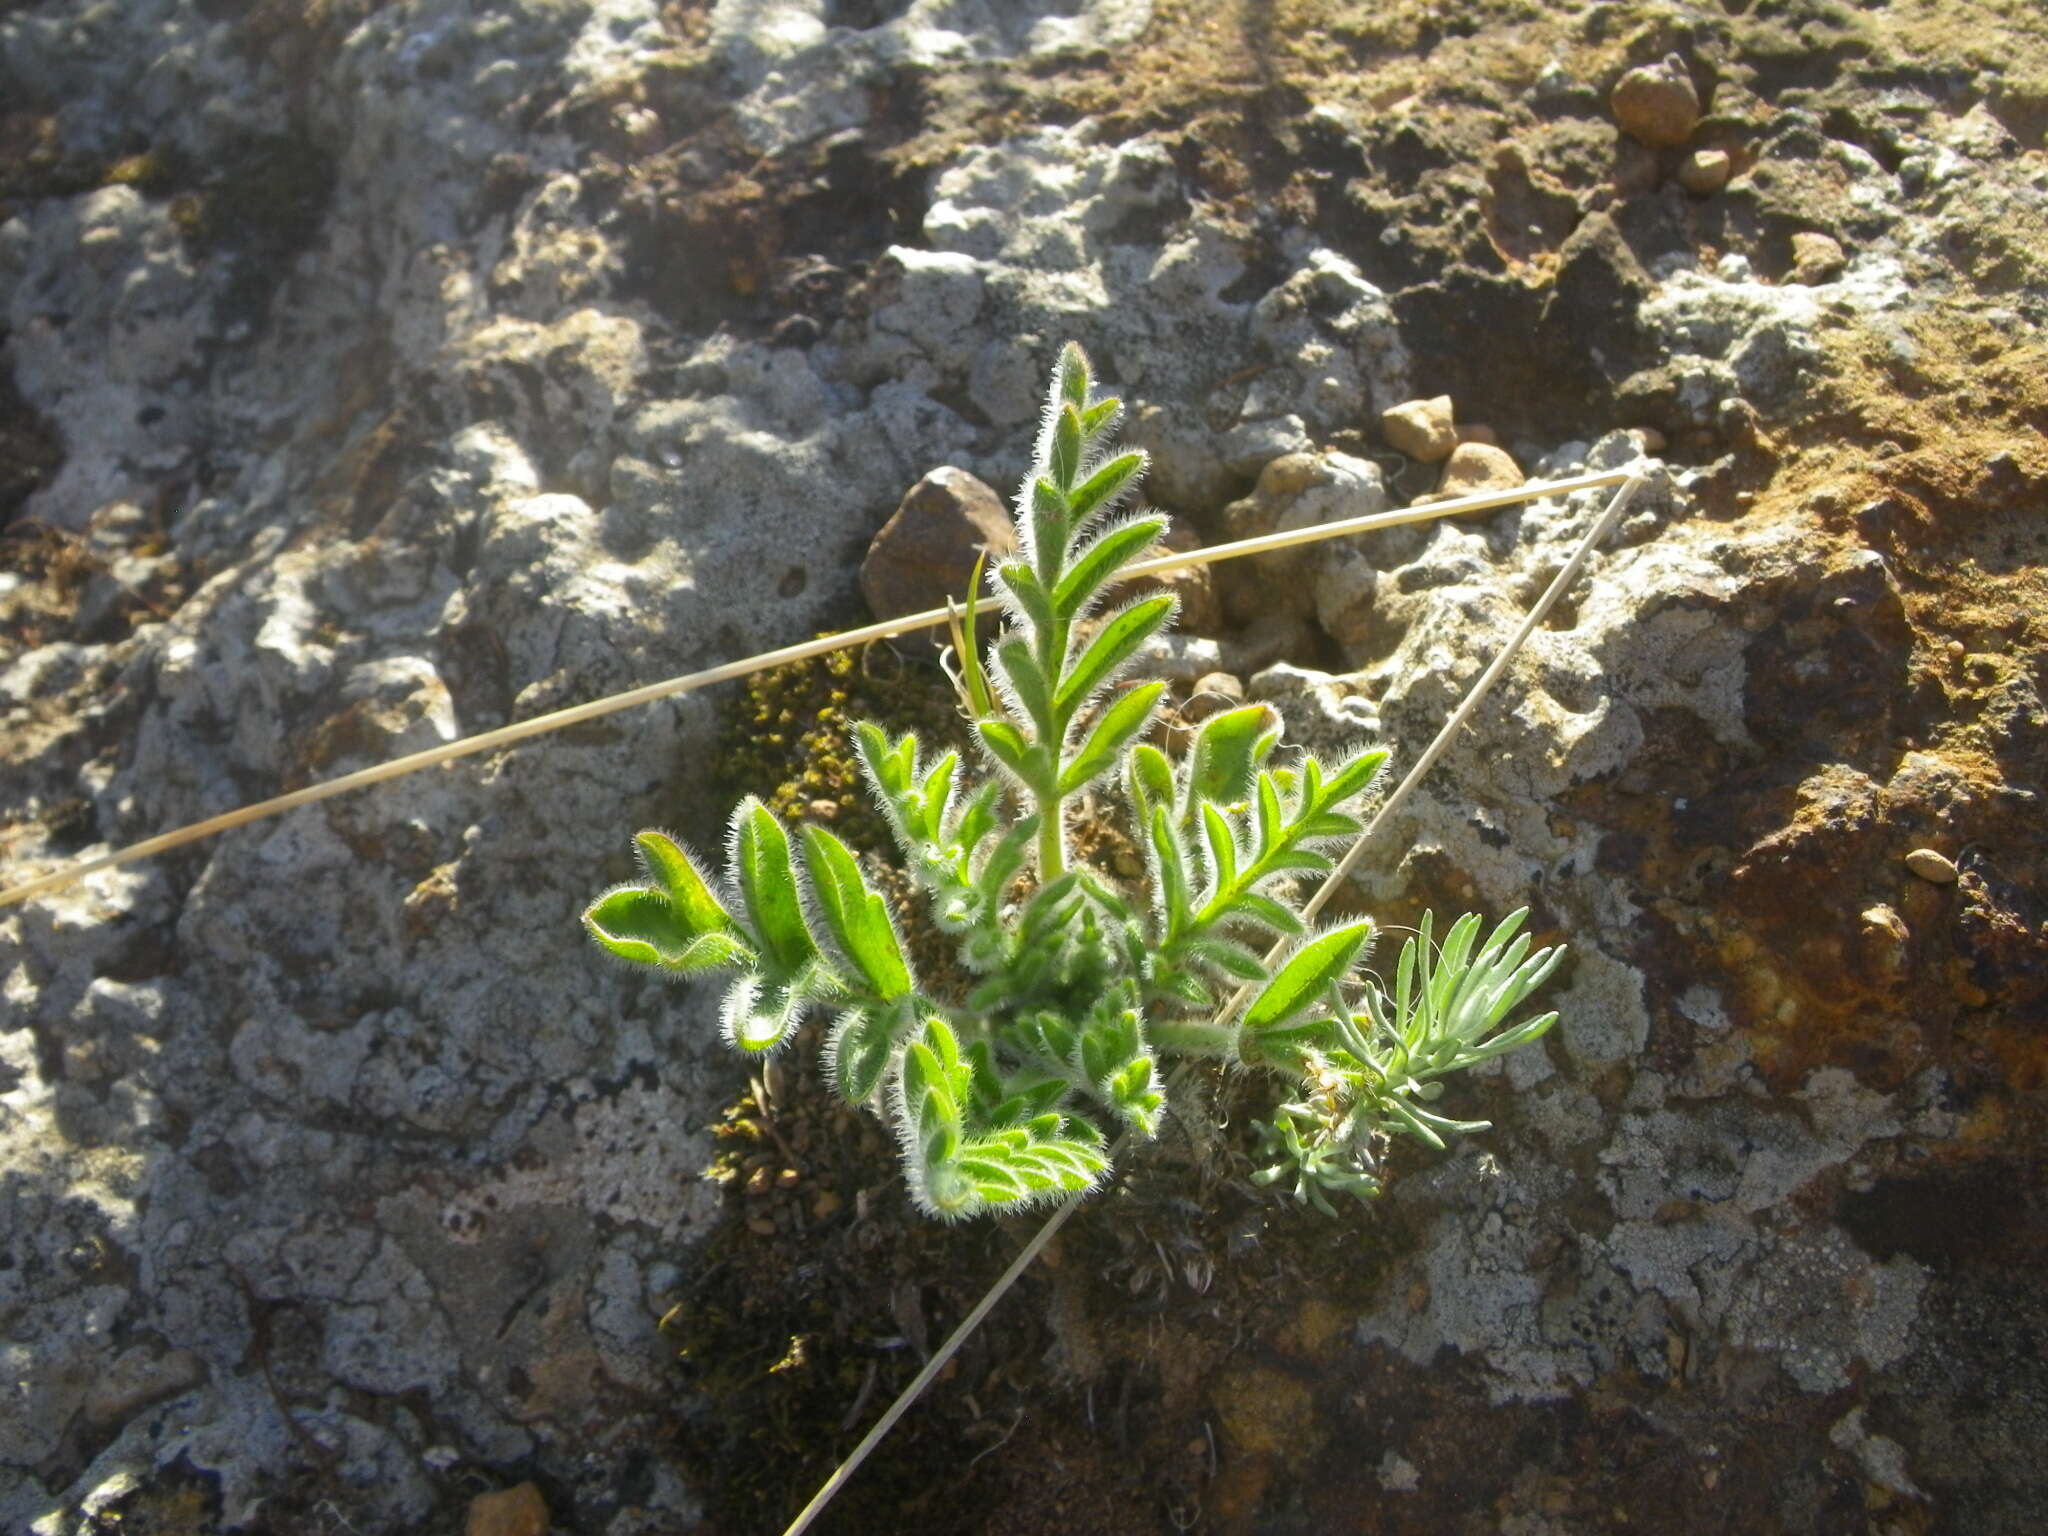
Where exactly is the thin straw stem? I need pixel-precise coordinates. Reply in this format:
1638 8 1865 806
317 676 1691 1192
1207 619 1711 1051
775 471 1644 1536
0 470 1630 909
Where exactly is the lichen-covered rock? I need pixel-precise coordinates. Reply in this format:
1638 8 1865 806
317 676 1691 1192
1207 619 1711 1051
1213 450 1390 629
2 0 2044 1530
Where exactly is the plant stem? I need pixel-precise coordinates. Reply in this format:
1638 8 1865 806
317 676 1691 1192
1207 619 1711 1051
1037 805 1065 881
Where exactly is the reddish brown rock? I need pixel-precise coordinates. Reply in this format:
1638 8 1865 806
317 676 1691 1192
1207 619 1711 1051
859 466 1016 647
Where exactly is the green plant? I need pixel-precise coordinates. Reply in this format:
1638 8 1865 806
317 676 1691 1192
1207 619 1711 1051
583 344 1566 1220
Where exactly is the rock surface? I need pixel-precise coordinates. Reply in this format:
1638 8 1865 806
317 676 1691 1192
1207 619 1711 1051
1 0 2044 1532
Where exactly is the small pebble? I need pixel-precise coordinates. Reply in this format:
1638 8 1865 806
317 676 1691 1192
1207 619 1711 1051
1381 395 1458 462
1455 422 1501 447
1434 442 1525 499
465 1483 549 1536
1611 54 1700 147
811 1189 843 1221
776 1166 800 1189
1789 231 1847 284
1182 670 1247 723
1904 848 1958 884
746 1214 777 1236
1677 148 1731 194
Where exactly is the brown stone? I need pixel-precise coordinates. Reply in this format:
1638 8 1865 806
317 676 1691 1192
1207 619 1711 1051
1181 670 1247 723
1432 442 1525 500
1455 422 1501 447
1381 395 1458 462
1904 847 1958 884
859 466 1015 650
1789 231 1847 284
1678 147 1732 194
1611 55 1700 147
465 1482 549 1536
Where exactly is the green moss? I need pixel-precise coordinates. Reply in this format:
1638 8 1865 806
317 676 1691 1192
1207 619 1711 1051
715 639 973 858
101 150 174 193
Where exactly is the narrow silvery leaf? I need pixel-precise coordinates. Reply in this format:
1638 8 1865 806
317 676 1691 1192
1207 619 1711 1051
1055 595 1176 716
1059 680 1166 795
732 799 817 971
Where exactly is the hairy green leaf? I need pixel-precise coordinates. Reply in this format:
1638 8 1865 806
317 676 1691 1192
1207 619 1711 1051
1051 402 1083 490
632 831 735 936
1243 920 1374 1042
1060 680 1166 795
1186 705 1281 814
827 1003 899 1103
801 826 912 1001
732 799 816 972
1055 595 1176 716
1063 451 1148 529
1051 514 1164 619
583 887 752 972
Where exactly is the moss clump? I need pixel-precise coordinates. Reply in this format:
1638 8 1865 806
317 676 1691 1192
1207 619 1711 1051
102 150 174 193
715 640 973 858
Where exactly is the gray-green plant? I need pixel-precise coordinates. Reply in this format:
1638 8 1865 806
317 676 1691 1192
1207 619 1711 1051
583 344 1566 1220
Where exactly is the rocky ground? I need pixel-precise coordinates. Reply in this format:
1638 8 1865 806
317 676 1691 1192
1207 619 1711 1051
2 0 2044 1532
